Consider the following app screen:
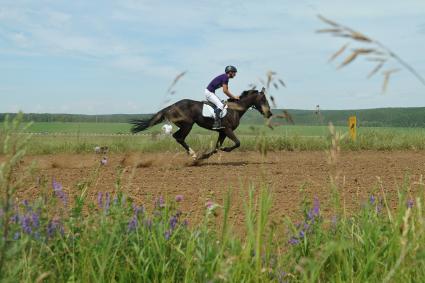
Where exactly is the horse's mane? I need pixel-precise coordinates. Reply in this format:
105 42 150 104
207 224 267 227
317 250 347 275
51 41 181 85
227 89 259 103
239 89 259 98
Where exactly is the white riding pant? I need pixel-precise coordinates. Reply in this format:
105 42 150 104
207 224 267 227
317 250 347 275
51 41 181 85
205 89 224 110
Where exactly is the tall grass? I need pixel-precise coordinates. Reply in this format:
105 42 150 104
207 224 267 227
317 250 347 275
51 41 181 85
15 127 425 155
2 115 425 282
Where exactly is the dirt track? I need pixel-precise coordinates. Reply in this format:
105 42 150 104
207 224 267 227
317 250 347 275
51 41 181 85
15 150 425 224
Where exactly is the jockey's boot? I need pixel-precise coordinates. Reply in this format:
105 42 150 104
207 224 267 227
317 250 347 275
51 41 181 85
212 108 224 130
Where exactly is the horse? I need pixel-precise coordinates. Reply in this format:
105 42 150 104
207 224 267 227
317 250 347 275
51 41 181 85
130 87 273 160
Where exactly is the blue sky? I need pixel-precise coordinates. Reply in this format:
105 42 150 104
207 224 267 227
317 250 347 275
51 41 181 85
0 0 424 114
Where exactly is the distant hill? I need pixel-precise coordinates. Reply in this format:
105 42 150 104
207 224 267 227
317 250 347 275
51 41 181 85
1 107 425 127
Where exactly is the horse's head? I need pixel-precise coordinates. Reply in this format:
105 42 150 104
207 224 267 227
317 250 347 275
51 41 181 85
240 87 273 118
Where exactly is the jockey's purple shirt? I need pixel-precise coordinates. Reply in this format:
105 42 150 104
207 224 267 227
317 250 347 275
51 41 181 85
206 73 229 93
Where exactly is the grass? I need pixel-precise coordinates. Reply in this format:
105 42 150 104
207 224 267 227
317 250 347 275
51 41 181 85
14 124 425 155
1 114 425 282
26 121 425 135
11 121 425 154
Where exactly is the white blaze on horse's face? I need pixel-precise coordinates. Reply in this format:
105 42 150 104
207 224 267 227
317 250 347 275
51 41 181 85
256 93 272 118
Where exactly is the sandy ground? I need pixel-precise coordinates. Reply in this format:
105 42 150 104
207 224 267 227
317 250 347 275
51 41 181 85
10 150 425 224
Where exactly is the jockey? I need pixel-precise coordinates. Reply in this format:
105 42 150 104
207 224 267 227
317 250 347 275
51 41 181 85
205 65 239 129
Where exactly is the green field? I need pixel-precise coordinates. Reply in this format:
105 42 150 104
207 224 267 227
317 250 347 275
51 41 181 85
26 121 425 136
7 122 423 154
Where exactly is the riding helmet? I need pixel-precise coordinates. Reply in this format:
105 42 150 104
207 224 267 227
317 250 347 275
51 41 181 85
225 65 237 73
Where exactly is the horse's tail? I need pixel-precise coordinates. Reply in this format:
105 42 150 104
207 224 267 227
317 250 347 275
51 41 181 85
130 107 169 133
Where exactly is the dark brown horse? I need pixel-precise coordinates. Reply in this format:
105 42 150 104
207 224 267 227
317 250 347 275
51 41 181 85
130 88 273 159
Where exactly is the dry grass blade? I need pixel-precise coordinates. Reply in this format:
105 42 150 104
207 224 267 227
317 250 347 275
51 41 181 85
317 14 340 27
35 272 51 283
366 57 387 62
270 96 277 108
273 82 279 90
275 110 294 124
328 43 349 62
353 48 375 54
367 62 385 79
339 51 359 68
350 32 372 42
382 68 400 93
318 14 425 90
248 83 257 90
283 110 294 124
166 71 187 93
265 117 274 129
266 71 276 90
278 79 286 87
383 68 400 75
316 28 342 33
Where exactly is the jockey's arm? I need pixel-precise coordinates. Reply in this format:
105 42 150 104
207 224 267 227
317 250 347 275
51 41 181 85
223 84 239 100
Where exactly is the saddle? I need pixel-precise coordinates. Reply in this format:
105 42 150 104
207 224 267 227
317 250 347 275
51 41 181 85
201 101 228 118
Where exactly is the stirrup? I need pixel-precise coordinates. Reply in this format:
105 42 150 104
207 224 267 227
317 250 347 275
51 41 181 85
212 119 224 130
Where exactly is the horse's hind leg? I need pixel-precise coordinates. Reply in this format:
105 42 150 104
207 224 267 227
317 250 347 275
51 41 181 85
172 124 196 158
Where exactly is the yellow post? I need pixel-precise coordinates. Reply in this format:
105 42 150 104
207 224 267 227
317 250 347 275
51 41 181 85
348 116 357 141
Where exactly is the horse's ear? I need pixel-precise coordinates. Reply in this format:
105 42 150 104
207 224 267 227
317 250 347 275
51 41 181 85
260 87 265 93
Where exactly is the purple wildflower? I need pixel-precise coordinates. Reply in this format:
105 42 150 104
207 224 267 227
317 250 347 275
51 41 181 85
52 179 67 206
164 230 171 240
288 237 299 245
407 199 414 209
97 192 103 208
132 204 144 217
105 192 111 213
31 212 40 228
127 216 138 232
299 230 305 239
14 232 20 240
21 215 32 234
307 210 314 221
11 213 20 224
22 200 31 211
205 200 214 209
155 196 165 209
169 215 178 230
47 218 64 238
313 197 320 216
369 195 375 205
277 270 288 283
182 219 189 227
175 195 184 202
376 197 383 213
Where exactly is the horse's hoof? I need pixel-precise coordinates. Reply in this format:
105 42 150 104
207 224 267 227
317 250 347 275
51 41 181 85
188 148 197 159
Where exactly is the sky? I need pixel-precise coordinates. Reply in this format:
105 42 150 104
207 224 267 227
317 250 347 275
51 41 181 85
0 0 424 114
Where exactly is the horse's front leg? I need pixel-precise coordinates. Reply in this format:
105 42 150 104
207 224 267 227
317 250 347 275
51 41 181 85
221 128 240 152
197 131 226 160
